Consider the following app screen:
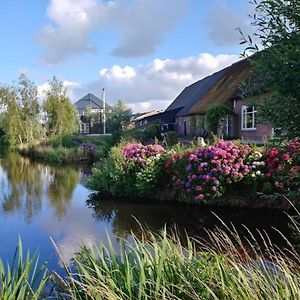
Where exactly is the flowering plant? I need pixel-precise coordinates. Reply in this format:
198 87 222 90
166 140 253 201
122 143 166 165
263 141 300 193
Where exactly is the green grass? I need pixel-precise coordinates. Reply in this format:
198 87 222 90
19 134 114 163
57 220 300 300
0 240 49 300
2 217 300 299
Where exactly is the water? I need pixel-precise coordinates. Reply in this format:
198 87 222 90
0 152 292 272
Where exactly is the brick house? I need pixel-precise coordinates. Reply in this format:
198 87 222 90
167 58 273 142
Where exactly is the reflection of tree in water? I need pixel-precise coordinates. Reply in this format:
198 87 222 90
0 153 43 223
0 153 81 222
86 194 212 240
47 166 80 219
86 193 291 248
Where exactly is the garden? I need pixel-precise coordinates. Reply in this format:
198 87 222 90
88 139 300 208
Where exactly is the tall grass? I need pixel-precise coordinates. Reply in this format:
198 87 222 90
57 220 300 300
0 240 49 300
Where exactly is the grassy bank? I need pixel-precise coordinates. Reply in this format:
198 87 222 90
18 134 114 163
3 218 300 299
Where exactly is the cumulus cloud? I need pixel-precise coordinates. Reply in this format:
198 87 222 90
203 0 255 47
110 0 187 57
37 80 80 100
68 52 239 112
36 0 105 64
37 0 188 64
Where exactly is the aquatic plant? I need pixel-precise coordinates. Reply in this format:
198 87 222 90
0 240 49 300
59 223 300 300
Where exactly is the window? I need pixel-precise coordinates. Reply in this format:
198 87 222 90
241 106 257 130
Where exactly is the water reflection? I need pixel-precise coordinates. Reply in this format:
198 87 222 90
0 153 80 221
0 152 293 271
86 194 291 246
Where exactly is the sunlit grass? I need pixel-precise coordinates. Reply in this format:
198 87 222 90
0 239 49 300
56 220 300 300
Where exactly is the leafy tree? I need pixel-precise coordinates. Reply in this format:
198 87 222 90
0 75 43 149
43 77 78 137
107 100 132 143
241 0 300 139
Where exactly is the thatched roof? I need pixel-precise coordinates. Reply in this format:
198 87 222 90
187 58 252 115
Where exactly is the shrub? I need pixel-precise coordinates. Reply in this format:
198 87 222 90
79 143 97 158
166 140 253 201
88 142 167 198
164 131 178 146
123 124 161 143
263 140 300 194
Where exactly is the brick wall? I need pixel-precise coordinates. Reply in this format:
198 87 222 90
234 99 273 142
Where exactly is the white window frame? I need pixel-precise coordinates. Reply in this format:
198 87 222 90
241 105 257 131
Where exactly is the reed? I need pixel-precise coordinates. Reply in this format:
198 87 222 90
0 239 49 300
59 221 300 300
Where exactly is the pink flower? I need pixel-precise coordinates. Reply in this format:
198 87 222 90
195 194 204 201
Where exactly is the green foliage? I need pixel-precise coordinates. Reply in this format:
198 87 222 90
0 75 43 150
241 0 300 139
106 100 132 143
123 124 161 143
0 240 49 300
206 104 233 135
164 131 178 146
88 143 168 198
43 77 78 137
60 226 300 300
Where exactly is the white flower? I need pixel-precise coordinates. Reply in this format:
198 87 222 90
256 171 262 176
251 173 256 177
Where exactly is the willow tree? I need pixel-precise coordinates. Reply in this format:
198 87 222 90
43 77 78 137
241 0 300 139
0 75 43 150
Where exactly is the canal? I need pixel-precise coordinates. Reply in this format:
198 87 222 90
0 152 292 272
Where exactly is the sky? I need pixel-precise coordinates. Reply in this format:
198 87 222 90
0 0 255 112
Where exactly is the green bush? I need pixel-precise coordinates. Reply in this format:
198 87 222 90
123 124 161 143
88 142 169 198
164 131 178 146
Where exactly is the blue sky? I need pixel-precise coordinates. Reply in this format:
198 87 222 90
0 0 254 112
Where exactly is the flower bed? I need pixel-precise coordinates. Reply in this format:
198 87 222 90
88 140 300 206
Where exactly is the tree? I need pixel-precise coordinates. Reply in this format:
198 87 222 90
43 77 78 137
107 100 132 142
0 75 43 149
241 0 300 139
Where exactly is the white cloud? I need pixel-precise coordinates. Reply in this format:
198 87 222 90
37 80 80 100
68 52 239 112
37 0 188 64
203 0 255 47
109 0 188 58
100 65 136 79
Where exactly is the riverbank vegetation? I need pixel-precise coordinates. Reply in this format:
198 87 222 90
0 76 125 163
4 215 300 299
18 134 114 163
88 139 300 207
